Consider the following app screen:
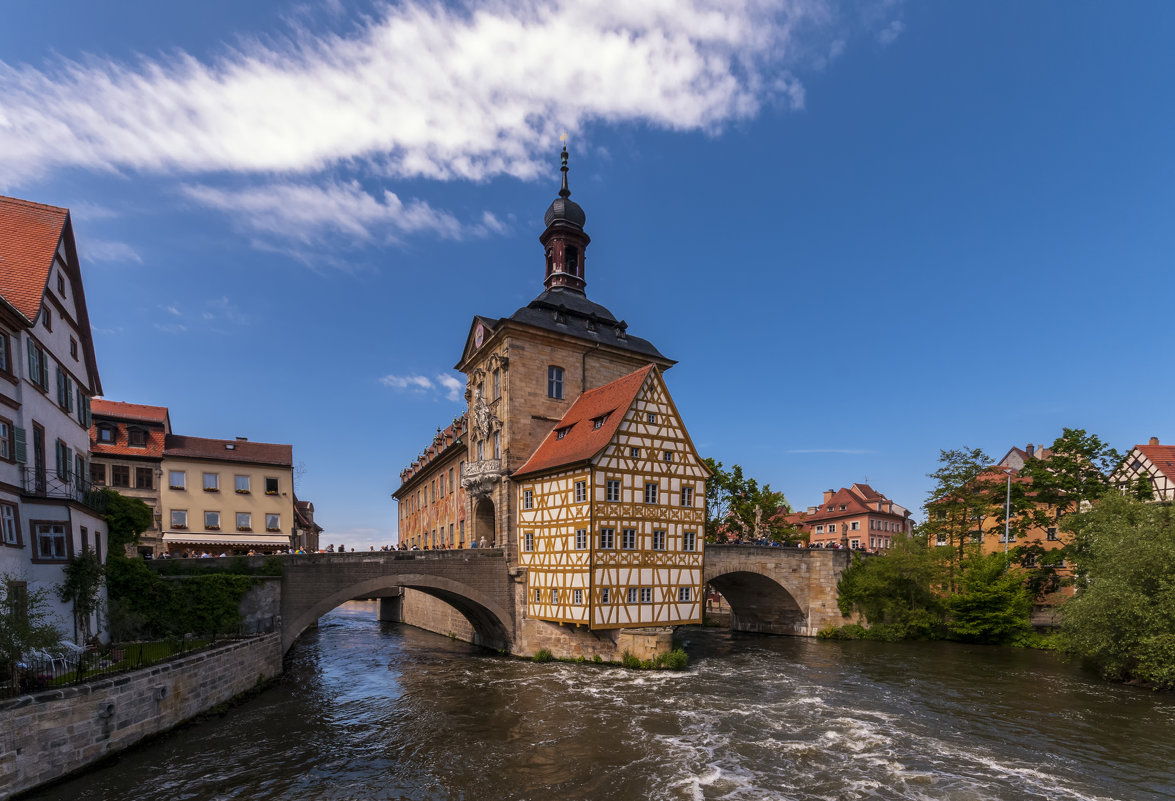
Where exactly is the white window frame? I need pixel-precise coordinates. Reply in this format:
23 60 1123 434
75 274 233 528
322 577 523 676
235 475 251 493
681 486 694 507
524 531 534 552
574 481 586 503
266 513 281 532
203 472 219 491
652 530 666 550
640 587 652 604
169 470 186 490
600 587 610 604
679 587 692 602
236 512 251 531
35 523 67 560
627 587 638 604
523 489 533 509
606 480 620 502
573 589 583 605
575 529 587 549
622 528 637 550
1 503 18 545
683 531 696 552
171 509 188 529
644 483 658 504
599 528 614 549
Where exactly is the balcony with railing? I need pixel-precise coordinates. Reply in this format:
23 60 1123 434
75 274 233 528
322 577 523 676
21 467 108 513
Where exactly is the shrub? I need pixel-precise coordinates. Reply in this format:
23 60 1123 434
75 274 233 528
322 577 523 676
532 648 553 663
621 651 642 669
654 648 689 670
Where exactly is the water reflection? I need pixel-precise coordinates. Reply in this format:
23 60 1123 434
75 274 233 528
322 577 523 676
22 602 1175 801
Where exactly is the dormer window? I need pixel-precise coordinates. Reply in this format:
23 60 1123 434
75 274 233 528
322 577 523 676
592 413 610 430
565 245 578 275
127 428 147 447
555 426 572 440
97 426 114 443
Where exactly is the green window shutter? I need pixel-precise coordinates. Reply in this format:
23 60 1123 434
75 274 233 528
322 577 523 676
65 378 73 413
55 366 63 404
14 427 26 463
84 395 91 428
64 445 72 481
27 343 36 381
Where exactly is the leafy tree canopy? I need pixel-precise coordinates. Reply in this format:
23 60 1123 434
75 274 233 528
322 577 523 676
102 489 155 556
1060 492 1175 688
1020 428 1120 524
703 458 797 543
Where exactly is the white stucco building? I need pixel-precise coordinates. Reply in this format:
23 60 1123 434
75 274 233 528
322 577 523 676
0 195 108 644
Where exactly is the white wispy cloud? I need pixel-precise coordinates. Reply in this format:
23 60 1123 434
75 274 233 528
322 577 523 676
380 372 464 402
82 239 143 264
876 19 904 45
787 448 877 454
180 180 501 244
0 0 831 187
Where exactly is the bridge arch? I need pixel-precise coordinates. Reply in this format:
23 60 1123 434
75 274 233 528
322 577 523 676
705 570 807 635
283 572 513 653
703 545 851 636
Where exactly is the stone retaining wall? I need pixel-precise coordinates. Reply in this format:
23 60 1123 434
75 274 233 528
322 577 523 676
0 634 283 798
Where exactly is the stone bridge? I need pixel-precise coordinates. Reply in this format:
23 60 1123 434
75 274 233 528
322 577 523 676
703 545 853 636
277 545 853 654
280 549 516 653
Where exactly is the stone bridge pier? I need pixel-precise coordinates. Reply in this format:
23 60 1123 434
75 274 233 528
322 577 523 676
703 545 853 636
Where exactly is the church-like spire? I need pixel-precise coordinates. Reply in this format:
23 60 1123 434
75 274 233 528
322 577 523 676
541 145 590 293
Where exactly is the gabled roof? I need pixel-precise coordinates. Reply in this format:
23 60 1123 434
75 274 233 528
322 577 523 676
1134 444 1175 478
805 485 910 522
513 364 654 478
0 195 67 323
164 434 292 467
92 399 171 427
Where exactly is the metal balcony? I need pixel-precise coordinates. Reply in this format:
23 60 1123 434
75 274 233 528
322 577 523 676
22 467 108 513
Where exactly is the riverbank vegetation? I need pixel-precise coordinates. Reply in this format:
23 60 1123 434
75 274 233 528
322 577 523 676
826 429 1175 689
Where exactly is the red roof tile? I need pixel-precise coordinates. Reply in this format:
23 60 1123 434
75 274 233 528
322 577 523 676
0 195 68 323
91 399 171 426
164 434 293 467
514 365 654 478
1136 444 1175 477
91 427 167 459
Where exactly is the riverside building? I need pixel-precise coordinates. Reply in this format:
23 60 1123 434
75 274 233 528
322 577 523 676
0 195 108 642
393 148 708 632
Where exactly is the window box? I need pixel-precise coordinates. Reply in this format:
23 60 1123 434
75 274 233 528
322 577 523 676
206 525 220 531
169 485 184 490
237 526 252 532
235 489 250 494
266 527 281 532
204 487 219 492
265 490 278 496
173 524 187 530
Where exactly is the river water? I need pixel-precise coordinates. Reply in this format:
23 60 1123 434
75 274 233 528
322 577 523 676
23 602 1175 801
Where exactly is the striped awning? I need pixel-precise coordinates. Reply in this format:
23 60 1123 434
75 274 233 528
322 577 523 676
162 532 291 547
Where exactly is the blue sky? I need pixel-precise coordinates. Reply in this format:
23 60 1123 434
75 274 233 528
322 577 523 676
2 1 1173 546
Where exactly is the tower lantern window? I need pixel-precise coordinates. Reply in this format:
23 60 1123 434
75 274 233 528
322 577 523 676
565 246 578 274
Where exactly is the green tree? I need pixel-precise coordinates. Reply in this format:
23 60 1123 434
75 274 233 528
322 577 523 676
922 447 998 590
101 489 154 556
945 553 1033 644
56 550 104 644
836 534 946 639
1020 428 1120 528
1 576 63 694
1060 492 1175 688
703 458 794 543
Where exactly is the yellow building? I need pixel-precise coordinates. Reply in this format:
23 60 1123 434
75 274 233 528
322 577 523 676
514 365 708 628
160 435 294 555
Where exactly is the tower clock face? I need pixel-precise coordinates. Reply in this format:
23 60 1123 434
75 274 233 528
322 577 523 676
474 323 485 348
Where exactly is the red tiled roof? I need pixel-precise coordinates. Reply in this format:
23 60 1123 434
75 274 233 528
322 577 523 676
1136 444 1175 477
164 434 292 467
91 399 171 425
91 427 166 459
0 195 68 323
514 365 654 478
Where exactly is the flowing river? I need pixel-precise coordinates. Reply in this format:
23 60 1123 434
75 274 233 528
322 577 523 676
22 602 1175 801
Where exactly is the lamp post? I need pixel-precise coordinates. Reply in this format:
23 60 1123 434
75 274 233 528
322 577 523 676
1004 468 1014 557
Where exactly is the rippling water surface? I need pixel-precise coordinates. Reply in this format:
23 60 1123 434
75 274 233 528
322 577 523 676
24 602 1175 801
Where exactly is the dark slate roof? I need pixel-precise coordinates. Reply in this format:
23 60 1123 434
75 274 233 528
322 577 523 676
506 287 672 362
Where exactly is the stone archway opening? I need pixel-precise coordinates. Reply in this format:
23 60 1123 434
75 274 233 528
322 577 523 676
474 497 496 547
706 570 807 636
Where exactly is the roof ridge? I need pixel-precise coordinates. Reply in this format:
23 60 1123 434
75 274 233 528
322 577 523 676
0 194 69 214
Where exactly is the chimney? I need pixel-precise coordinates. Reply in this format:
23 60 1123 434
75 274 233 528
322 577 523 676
1150 436 1160 446
236 436 248 441
823 489 834 504
1026 443 1035 457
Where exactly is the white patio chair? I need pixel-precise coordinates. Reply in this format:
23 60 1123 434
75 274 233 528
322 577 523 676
58 640 86 666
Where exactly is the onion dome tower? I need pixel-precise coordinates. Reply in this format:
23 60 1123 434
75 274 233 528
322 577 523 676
540 146 591 293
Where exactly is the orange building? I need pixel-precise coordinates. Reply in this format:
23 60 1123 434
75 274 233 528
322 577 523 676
799 484 913 551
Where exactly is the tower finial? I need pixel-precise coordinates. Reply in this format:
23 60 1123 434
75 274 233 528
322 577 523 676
559 144 570 198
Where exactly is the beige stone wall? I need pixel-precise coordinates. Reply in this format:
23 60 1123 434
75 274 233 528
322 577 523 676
0 634 283 798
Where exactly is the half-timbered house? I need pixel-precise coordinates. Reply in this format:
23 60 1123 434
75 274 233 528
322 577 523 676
513 365 708 628
1112 437 1175 502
